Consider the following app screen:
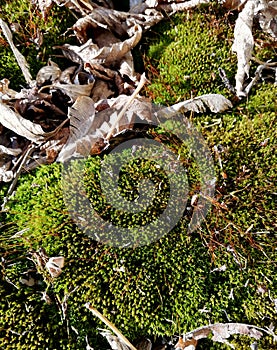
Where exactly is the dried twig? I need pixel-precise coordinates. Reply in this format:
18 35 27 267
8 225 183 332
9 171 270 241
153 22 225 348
85 302 138 350
105 73 148 140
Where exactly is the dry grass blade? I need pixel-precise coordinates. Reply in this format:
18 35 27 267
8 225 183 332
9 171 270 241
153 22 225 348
85 303 138 350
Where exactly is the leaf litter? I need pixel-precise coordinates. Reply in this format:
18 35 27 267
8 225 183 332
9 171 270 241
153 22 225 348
0 0 276 348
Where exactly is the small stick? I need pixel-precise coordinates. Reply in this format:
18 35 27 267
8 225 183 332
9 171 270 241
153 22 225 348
85 303 138 350
2 143 36 210
105 73 148 141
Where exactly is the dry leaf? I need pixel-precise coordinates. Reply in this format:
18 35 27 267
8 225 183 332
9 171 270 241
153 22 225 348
57 25 142 69
36 61 62 86
40 81 94 102
257 0 277 38
33 0 54 19
232 0 256 96
46 256 64 277
0 78 18 100
0 145 22 156
0 101 49 143
72 6 163 43
179 322 269 349
166 94 233 114
19 276 36 287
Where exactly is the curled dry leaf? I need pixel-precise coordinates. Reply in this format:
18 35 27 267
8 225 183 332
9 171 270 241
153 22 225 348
0 78 18 100
57 24 142 70
57 92 154 163
72 6 163 43
257 0 277 38
33 0 54 19
232 0 255 96
39 81 95 102
0 102 49 143
0 145 22 157
36 61 62 86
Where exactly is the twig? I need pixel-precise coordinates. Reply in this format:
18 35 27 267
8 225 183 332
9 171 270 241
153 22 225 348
1 143 36 210
105 73 148 141
244 61 276 96
85 303 138 350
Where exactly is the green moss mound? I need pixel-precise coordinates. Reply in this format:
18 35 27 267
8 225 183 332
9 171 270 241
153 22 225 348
1 2 277 350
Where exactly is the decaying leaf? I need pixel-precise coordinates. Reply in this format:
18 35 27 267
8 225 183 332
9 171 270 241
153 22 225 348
0 102 49 143
72 6 163 43
45 256 65 277
99 330 131 350
33 0 54 19
257 0 277 38
177 322 276 349
59 25 142 69
36 60 62 86
19 276 36 287
168 94 233 114
0 78 18 100
232 0 255 96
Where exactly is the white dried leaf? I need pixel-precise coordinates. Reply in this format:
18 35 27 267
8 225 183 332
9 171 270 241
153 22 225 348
157 0 211 14
258 0 277 38
36 63 62 85
72 7 163 42
232 0 256 96
0 145 22 156
99 330 130 350
58 95 152 162
42 81 94 102
19 276 35 287
46 256 64 277
0 102 49 143
57 96 95 162
33 0 54 18
62 25 142 69
0 78 18 100
0 19 32 84
168 94 232 114
0 167 13 182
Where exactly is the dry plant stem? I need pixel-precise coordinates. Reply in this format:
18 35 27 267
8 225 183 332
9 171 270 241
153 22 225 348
2 143 36 210
244 62 277 96
106 73 148 140
85 303 139 350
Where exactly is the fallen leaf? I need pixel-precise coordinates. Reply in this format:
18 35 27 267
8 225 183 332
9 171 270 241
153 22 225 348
232 0 256 96
0 101 49 143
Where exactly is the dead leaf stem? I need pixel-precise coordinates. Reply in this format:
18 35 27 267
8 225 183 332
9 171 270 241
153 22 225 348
85 302 138 350
105 73 148 140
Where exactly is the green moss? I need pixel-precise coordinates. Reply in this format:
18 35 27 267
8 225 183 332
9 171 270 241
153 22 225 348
143 6 236 105
1 2 277 349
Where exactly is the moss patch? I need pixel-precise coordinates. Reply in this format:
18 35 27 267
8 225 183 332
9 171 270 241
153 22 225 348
1 2 277 350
